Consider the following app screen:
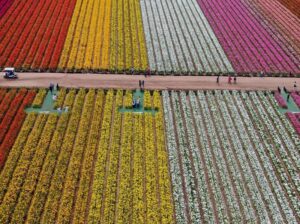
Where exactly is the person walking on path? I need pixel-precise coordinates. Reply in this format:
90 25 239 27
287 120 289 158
278 86 281 93
294 81 297 91
216 75 220 84
234 76 237 84
49 83 53 94
142 80 145 88
139 80 141 88
228 76 232 84
287 93 290 102
56 83 59 91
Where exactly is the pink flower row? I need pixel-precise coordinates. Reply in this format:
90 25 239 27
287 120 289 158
291 92 300 108
196 0 299 73
274 92 287 109
286 112 300 135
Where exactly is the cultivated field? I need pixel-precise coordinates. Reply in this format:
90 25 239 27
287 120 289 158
0 87 299 223
0 0 299 74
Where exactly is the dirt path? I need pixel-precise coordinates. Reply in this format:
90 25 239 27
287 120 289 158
1 73 299 90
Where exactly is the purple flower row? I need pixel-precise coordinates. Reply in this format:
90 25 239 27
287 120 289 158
291 91 300 108
274 92 287 109
196 0 299 73
0 0 13 17
286 112 300 135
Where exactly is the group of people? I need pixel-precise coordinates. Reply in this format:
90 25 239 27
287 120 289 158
132 97 141 108
216 75 237 84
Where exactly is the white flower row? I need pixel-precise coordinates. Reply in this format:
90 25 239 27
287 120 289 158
251 92 300 192
141 0 164 71
241 91 299 218
140 1 156 71
171 91 201 223
218 90 288 223
162 91 187 223
180 91 216 223
232 91 298 223
186 0 234 72
202 91 251 223
140 0 234 73
188 91 228 222
212 91 260 223
198 91 240 222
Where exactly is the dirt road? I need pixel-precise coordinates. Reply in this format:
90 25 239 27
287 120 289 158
0 73 299 91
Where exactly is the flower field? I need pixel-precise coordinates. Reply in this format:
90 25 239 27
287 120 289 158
0 87 299 223
0 88 174 224
0 88 36 167
0 0 299 75
163 90 300 223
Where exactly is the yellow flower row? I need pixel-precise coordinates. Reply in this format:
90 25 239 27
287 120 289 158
58 0 84 69
154 92 175 223
134 0 148 70
116 112 132 223
83 0 100 69
100 0 112 69
0 114 48 223
32 88 47 108
10 114 58 223
0 113 37 202
67 0 90 69
144 90 152 109
124 90 133 108
73 90 105 224
124 0 132 69
59 0 148 71
54 87 67 109
144 93 160 223
41 89 86 223
132 114 145 223
26 92 76 224
57 89 96 223
75 0 95 69
88 90 114 223
102 90 123 223
63 88 76 109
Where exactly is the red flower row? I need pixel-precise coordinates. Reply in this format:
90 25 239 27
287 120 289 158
12 0 55 69
0 89 17 122
0 88 7 102
43 0 77 70
0 88 27 143
0 0 39 67
0 90 36 168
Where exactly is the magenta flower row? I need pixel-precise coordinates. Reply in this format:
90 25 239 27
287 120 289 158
291 92 300 108
286 112 300 135
274 92 287 109
196 0 300 73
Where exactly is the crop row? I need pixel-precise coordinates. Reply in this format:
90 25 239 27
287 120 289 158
140 0 233 73
242 0 300 70
196 0 300 73
0 0 76 70
58 0 148 72
163 90 299 223
0 89 173 223
0 88 36 167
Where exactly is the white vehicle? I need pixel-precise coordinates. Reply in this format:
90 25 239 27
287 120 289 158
3 67 18 79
